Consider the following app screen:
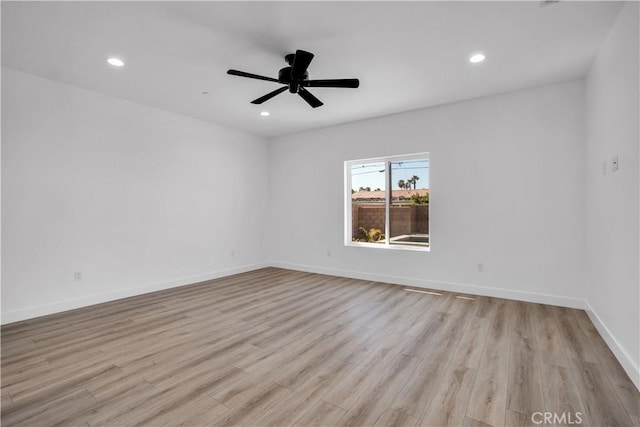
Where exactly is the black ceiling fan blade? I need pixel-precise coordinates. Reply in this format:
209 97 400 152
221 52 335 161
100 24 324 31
302 79 360 88
251 86 288 104
291 50 314 81
298 87 324 108
227 69 279 83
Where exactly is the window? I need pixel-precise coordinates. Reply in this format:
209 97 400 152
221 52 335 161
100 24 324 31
345 153 430 250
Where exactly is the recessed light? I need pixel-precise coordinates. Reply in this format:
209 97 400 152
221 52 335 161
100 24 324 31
107 57 125 67
260 111 270 117
469 53 486 63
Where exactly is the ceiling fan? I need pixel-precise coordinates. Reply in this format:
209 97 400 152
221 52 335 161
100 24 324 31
227 49 359 108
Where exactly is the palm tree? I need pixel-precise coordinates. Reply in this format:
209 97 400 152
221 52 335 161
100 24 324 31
410 175 420 189
406 177 415 189
397 179 406 190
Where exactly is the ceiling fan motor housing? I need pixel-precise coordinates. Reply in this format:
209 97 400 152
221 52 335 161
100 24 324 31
278 66 308 93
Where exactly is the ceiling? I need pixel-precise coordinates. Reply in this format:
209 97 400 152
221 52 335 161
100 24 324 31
1 1 623 138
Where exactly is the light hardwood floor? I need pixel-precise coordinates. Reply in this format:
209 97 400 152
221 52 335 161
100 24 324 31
1 268 638 426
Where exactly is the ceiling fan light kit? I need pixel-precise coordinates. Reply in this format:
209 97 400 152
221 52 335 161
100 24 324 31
227 49 359 109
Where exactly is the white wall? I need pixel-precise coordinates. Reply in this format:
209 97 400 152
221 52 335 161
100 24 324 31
1 67 269 323
585 2 639 386
267 80 587 307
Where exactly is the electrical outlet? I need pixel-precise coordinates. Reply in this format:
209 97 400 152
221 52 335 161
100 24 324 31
611 155 619 172
477 263 485 272
73 272 82 281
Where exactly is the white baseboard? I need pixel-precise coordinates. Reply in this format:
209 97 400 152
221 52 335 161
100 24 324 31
270 261 587 309
1 262 270 325
584 301 640 389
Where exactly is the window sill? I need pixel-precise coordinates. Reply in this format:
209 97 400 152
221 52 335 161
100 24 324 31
345 242 431 252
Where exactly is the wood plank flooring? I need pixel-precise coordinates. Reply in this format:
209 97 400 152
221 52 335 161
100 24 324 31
1 268 638 426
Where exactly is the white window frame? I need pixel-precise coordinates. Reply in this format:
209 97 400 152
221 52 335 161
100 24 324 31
344 152 430 252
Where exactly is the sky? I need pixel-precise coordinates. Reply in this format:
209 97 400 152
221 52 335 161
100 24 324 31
351 159 429 191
